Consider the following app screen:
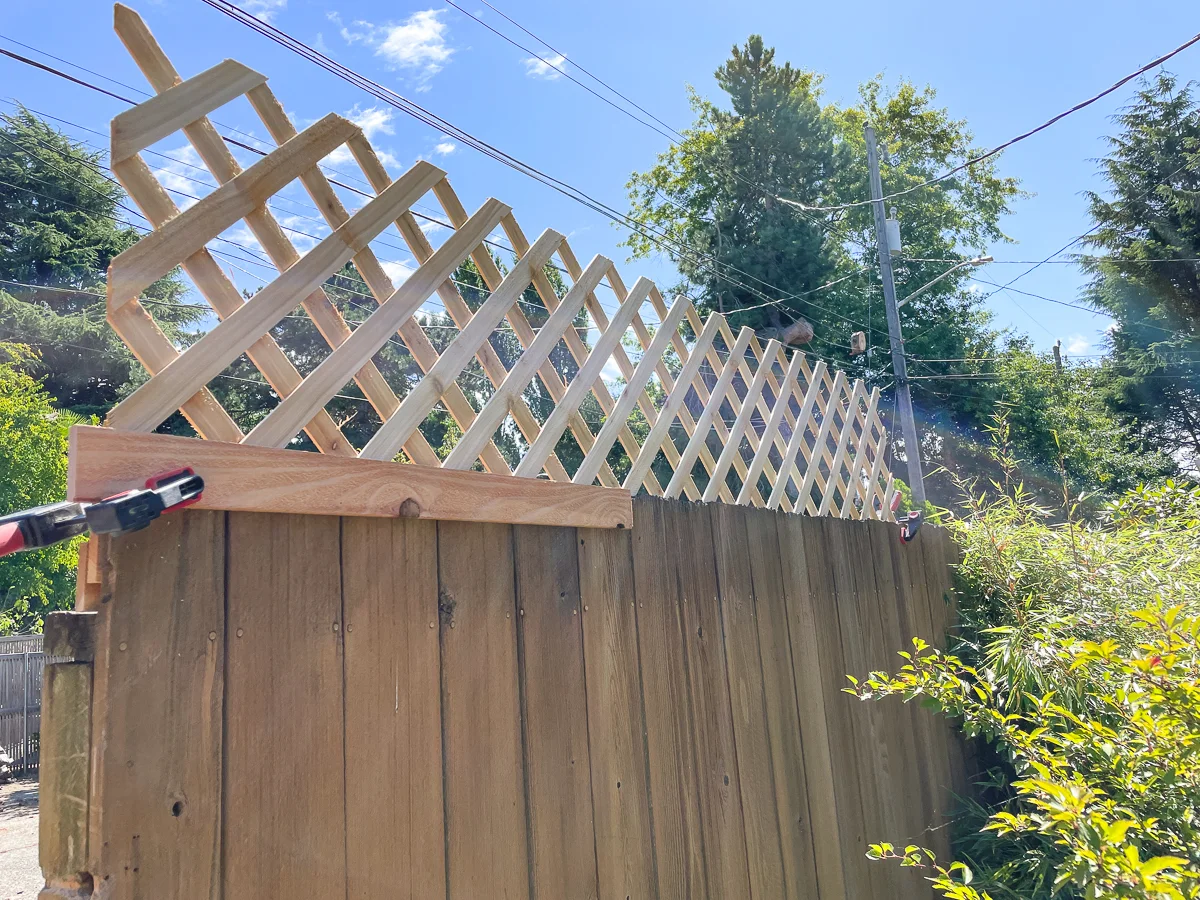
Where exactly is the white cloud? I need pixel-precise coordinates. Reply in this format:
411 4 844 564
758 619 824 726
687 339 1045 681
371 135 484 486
1066 335 1091 355
380 260 414 285
151 144 210 210
334 10 453 88
324 104 398 168
242 0 286 22
523 53 566 80
434 141 456 156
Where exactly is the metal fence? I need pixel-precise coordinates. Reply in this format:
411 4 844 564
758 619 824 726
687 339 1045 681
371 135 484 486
0 634 43 778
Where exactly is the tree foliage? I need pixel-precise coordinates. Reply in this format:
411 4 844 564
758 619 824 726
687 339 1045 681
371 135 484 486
0 359 78 633
0 106 196 419
1084 73 1200 472
852 468 1200 899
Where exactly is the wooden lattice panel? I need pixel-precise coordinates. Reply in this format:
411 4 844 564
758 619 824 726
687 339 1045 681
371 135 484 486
102 4 896 521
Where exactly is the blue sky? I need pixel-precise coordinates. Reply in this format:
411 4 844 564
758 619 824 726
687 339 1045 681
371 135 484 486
3 0 1199 360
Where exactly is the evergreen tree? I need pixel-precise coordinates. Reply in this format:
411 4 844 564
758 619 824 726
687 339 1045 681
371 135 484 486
0 106 196 419
1084 72 1200 471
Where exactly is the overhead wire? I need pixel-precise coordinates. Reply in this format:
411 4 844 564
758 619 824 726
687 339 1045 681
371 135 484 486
0 32 894 350
775 26 1200 213
197 0 880 330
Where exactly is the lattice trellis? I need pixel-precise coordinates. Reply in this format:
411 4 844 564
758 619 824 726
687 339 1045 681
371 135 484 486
102 3 896 521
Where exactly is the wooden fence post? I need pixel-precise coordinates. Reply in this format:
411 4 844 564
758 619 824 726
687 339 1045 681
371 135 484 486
38 611 97 900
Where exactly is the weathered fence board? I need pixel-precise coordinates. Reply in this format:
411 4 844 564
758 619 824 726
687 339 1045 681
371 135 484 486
52 496 963 900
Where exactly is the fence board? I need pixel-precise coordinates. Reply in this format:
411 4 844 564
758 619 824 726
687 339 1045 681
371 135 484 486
437 521 530 900
223 512 345 900
775 513 848 900
514 525 599 899
630 499 707 899
64 493 963 900
745 507 821 900
577 526 657 900
90 509 224 899
711 502 786 900
341 517 445 899
665 500 753 899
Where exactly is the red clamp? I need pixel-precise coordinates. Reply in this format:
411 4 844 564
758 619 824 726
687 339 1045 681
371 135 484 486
0 468 204 558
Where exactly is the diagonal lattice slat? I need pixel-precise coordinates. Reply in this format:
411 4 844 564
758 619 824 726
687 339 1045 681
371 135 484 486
101 5 898 522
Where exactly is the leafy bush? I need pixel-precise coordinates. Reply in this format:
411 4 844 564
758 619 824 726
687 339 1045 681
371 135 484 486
0 354 78 633
851 473 1200 899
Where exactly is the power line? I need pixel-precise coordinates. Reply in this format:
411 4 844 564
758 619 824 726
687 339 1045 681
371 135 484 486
777 27 1200 213
0 33 890 346
197 0 871 328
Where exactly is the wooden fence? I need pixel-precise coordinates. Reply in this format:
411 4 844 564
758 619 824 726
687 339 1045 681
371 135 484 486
40 497 964 900
0 640 42 778
96 4 896 521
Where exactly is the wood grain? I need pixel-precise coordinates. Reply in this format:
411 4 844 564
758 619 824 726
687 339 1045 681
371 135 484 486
514 525 599 900
711 502 785 899
68 426 633 529
776 512 847 900
89 509 224 899
437 521 530 900
630 498 706 899
222 512 345 900
342 517 445 899
664 501 751 899
744 507 821 900
109 58 265 162
577 526 657 900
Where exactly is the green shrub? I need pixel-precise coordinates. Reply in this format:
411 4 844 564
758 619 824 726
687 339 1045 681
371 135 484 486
850 475 1200 899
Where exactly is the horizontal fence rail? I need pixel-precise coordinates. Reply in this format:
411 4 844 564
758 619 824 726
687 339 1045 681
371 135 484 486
101 4 895 521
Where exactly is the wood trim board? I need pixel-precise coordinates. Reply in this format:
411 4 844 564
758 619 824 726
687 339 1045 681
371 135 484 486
68 426 633 529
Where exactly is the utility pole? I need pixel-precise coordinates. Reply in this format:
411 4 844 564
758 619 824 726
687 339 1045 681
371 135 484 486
864 124 926 538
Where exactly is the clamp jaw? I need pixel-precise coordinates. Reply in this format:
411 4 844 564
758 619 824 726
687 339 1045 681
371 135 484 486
0 468 204 558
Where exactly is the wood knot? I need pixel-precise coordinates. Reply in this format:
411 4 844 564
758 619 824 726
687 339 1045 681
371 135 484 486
397 498 422 518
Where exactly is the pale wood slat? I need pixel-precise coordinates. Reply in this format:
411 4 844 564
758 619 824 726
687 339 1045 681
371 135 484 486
795 369 846 514
717 324 791 508
113 10 433 462
849 396 888 518
785 369 847 512
359 228 564 462
737 350 804 506
432 200 633 494
840 390 881 519
623 315 723 495
817 380 865 516
423 179 598 483
765 361 826 510
573 294 691 487
245 199 511 451
109 58 265 162
107 115 355 310
363 166 579 482
105 302 242 441
107 161 445 434
578 263 706 501
840 388 881 518
883 474 896 522
111 154 354 456
820 381 868 518
443 256 608 472
665 327 755 499
703 339 783 502
246 99 493 470
648 287 743 503
514 278 655 479
863 424 890 521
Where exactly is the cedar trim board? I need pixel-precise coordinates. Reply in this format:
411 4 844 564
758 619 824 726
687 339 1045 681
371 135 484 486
67 426 633 529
